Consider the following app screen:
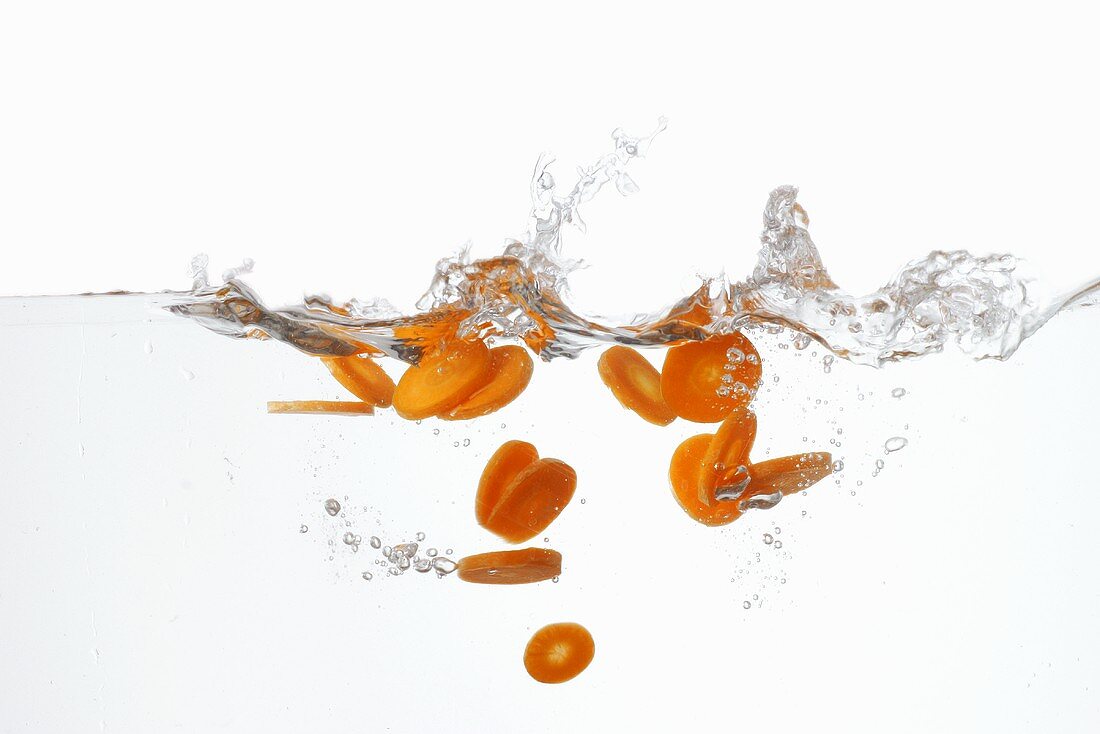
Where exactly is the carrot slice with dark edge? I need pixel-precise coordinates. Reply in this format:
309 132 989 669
661 332 762 423
669 434 741 526
597 346 676 426
484 458 577 543
392 339 493 420
456 547 562 585
745 452 833 497
476 440 540 526
697 406 757 507
524 622 595 684
266 400 375 415
443 346 534 421
321 355 396 407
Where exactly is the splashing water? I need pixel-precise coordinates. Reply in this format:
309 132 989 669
166 120 1100 367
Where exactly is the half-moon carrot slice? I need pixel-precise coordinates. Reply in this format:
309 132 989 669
524 622 595 684
456 547 562 585
484 458 577 543
443 346 534 421
697 406 757 507
392 338 493 420
266 400 375 415
746 452 833 497
321 355 396 407
597 346 676 426
661 332 762 423
476 440 540 526
668 434 741 526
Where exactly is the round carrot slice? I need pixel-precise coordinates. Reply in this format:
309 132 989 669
443 346 534 421
456 547 562 585
321 355 396 407
660 332 762 423
476 440 540 526
747 452 833 497
484 458 577 543
392 338 493 420
697 406 757 507
524 622 595 684
668 434 741 526
597 345 676 426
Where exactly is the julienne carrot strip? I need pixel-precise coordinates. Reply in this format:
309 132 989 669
456 548 562 585
321 354 396 407
266 401 375 415
523 622 595 684
597 345 676 426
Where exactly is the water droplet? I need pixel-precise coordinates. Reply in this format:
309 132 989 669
414 559 433 573
875 459 885 470
343 532 359 547
763 533 774 545
752 594 759 600
369 536 381 549
432 557 457 577
801 510 807 517
891 387 906 398
382 545 392 557
426 548 438 557
394 542 418 558
832 459 845 473
445 548 453 555
884 436 908 453
361 571 373 581
324 499 341 516
552 576 559 583
143 341 153 355
299 524 309 533
579 498 586 504
822 355 834 373
774 540 783 549
743 601 751 609
462 438 470 447
774 526 781 535
726 347 745 364
416 531 426 541
433 429 440 435
180 368 195 381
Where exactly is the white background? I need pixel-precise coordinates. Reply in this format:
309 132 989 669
3 2 1100 733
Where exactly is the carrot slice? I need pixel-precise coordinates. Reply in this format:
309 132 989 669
392 338 493 420
524 622 595 684
668 434 741 526
456 547 562 585
484 458 577 543
597 346 676 426
443 346 534 421
476 440 540 526
660 332 762 423
321 355 396 407
745 452 833 497
697 406 757 507
266 400 375 415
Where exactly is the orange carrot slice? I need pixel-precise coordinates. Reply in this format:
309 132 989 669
456 547 562 585
746 452 833 497
392 338 492 420
668 434 741 526
321 355 396 407
661 332 762 423
697 406 757 507
597 346 676 426
443 346 534 421
484 458 577 543
476 440 540 526
266 400 375 415
524 622 595 684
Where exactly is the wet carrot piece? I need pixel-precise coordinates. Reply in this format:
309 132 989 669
668 434 741 526
697 406 757 507
660 332 762 423
745 452 833 497
266 400 375 415
484 458 577 543
392 339 493 420
524 622 595 684
597 346 676 426
443 346 534 421
321 355 396 407
456 547 562 585
476 440 540 526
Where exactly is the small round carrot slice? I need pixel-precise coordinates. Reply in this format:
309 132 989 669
443 346 534 421
747 452 833 497
476 440 540 526
597 346 676 426
661 332 763 423
484 458 577 543
456 547 562 585
392 338 493 420
697 406 757 507
668 434 741 526
524 622 595 684
321 355 396 407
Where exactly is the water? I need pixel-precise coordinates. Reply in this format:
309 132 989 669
2 123 1100 731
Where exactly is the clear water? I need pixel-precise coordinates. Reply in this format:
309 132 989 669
3 124 1100 732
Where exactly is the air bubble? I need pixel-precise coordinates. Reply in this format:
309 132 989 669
369 536 381 549
774 540 783 549
416 531 426 541
763 533 774 545
743 601 751 609
299 524 309 534
891 387 906 398
433 557 458 577
884 436 908 453
832 459 844 472
324 499 341 516
361 572 373 581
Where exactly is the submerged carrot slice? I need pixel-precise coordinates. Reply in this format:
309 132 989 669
697 406 757 507
266 400 375 415
669 434 741 526
443 346 534 421
524 622 595 684
456 547 562 585
392 339 493 420
745 452 833 497
484 458 577 543
661 332 762 423
597 346 676 426
321 355 396 407
476 440 540 526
